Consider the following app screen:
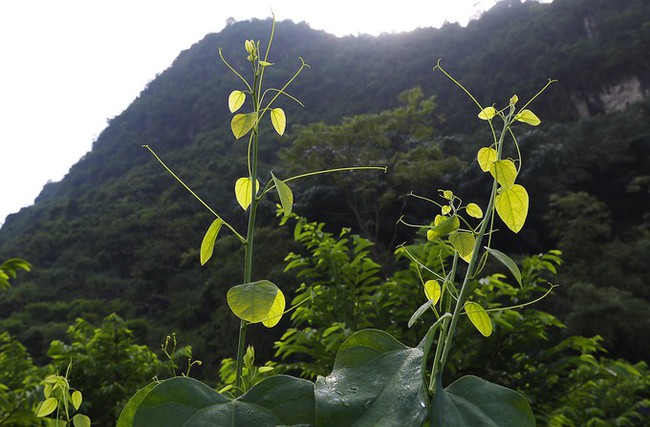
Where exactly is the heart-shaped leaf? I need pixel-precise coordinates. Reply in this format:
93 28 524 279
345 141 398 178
431 375 535 427
515 109 541 126
200 218 223 266
489 159 517 189
231 112 257 139
72 414 91 427
478 106 497 120
466 202 483 219
270 108 286 136
125 375 315 427
36 397 58 417
495 184 529 233
427 215 460 241
234 177 259 211
477 147 497 172
424 279 441 305
227 280 285 327
71 390 83 410
449 231 475 263
228 90 246 113
315 329 427 427
464 302 492 337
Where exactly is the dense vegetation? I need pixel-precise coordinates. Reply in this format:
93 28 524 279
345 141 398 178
0 0 649 424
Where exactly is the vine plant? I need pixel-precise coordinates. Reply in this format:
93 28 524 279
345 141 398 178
118 18 554 427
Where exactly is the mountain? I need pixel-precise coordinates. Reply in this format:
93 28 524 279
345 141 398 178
1 0 649 370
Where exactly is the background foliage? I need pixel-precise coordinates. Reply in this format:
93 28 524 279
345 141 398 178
0 0 649 424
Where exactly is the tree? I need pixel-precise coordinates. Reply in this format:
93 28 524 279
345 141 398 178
47 314 164 426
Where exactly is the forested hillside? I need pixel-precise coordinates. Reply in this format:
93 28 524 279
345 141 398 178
1 0 649 408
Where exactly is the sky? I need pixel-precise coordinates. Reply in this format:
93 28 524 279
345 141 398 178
0 0 511 225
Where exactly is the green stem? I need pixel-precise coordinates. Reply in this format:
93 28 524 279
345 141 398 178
235 69 262 394
437 114 511 376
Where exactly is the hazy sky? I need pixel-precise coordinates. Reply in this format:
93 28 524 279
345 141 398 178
0 0 508 225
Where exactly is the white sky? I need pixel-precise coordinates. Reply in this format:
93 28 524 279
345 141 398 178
0 0 508 225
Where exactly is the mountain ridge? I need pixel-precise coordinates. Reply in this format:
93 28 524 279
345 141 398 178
1 0 648 367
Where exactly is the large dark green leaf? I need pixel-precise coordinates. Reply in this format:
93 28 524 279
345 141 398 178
126 375 315 427
431 375 535 427
315 329 428 427
116 382 157 427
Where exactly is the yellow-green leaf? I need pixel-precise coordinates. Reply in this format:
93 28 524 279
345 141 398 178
434 214 446 226
424 280 441 305
231 112 257 139
449 231 475 263
489 159 517 189
200 218 223 266
71 390 82 410
510 94 519 106
477 147 497 172
465 302 493 337
495 184 529 233
515 109 541 126
259 60 274 67
270 171 293 216
427 215 460 241
262 290 285 328
270 108 286 136
441 205 452 215
228 90 246 113
478 106 497 120
227 280 285 327
72 413 91 427
441 190 453 200
36 397 58 417
234 177 259 211
466 203 483 219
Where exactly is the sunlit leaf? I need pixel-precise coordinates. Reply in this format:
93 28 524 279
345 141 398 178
489 159 517 189
71 390 83 410
228 90 246 113
427 215 460 241
495 184 529 233
515 109 541 126
464 302 492 337
510 94 519 106
478 106 497 120
441 190 453 200
424 280 441 305
271 171 293 216
434 214 445 226
227 280 286 327
231 112 257 139
449 232 475 263
477 147 497 172
36 397 58 417
485 247 522 287
270 108 286 136
73 414 91 427
259 60 274 67
234 177 259 211
262 290 285 328
441 205 452 215
466 203 483 219
200 218 223 266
